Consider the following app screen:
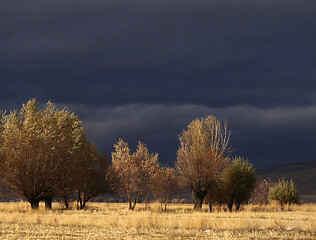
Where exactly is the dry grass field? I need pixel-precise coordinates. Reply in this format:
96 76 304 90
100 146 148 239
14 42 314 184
0 202 315 239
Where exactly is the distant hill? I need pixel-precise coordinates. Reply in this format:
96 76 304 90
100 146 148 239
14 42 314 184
256 160 316 202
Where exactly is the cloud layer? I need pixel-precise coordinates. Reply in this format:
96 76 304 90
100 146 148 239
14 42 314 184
64 103 316 168
1 1 316 168
1 0 316 107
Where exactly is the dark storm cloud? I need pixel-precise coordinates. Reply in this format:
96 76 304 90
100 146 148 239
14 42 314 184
66 103 316 168
1 0 316 107
1 1 316 167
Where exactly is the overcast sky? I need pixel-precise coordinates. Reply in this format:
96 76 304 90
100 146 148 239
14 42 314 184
1 0 316 168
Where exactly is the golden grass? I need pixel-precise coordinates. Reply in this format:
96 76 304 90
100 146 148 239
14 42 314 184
0 201 315 239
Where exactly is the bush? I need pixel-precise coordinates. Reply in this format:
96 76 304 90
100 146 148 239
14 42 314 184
221 156 256 212
268 178 300 210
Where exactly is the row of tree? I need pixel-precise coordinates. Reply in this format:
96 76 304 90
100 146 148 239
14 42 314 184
0 99 299 211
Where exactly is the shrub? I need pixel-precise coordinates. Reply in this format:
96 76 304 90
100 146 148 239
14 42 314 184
221 156 256 212
268 178 300 210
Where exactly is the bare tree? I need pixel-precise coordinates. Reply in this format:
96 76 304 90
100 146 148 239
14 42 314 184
176 116 231 211
151 167 180 211
250 178 273 205
110 139 159 210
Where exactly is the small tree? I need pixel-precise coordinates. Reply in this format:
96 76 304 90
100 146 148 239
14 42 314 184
250 178 273 205
221 156 256 212
176 116 231 211
151 167 180 211
268 178 300 211
75 142 109 210
110 139 159 210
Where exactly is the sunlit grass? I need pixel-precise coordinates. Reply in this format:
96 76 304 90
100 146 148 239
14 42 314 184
0 201 315 239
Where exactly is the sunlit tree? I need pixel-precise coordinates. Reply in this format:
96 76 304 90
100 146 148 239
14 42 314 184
0 99 86 209
176 116 231 210
221 156 256 212
268 178 300 211
110 139 159 210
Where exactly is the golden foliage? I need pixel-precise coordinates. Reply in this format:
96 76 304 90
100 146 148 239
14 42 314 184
111 139 159 210
176 116 231 210
0 99 86 208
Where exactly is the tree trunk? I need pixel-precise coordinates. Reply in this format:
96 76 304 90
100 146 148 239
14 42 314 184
77 191 83 210
235 202 241 212
63 196 69 209
77 192 87 210
193 189 208 211
80 201 86 210
129 192 139 211
131 197 137 210
30 199 40 209
128 199 133 210
280 202 284 212
44 197 52 209
208 202 212 212
194 196 204 211
227 194 234 212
